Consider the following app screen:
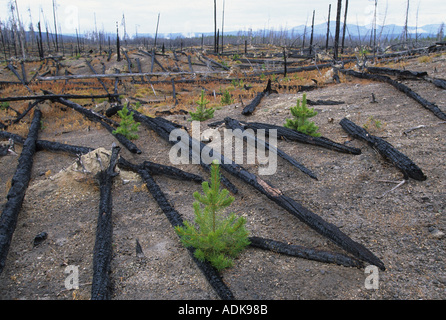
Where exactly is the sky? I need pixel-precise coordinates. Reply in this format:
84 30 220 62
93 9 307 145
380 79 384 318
1 0 445 37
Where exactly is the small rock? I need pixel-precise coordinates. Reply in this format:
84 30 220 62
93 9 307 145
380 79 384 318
429 228 445 239
33 232 48 247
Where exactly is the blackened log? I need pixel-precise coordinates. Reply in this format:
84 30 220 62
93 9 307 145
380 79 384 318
0 109 41 275
0 130 94 155
340 118 426 181
85 60 110 94
366 66 428 79
0 94 119 103
12 100 44 124
224 117 318 180
129 113 385 270
117 159 234 300
7 63 32 93
249 237 364 268
340 69 446 121
242 79 277 116
424 76 446 90
91 146 120 300
307 99 345 106
243 121 361 155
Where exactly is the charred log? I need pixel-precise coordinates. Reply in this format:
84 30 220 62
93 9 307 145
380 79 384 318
0 109 41 275
340 69 446 121
242 121 361 155
242 79 277 116
91 146 120 300
0 130 94 155
366 66 428 79
249 237 364 268
340 118 427 181
224 117 318 180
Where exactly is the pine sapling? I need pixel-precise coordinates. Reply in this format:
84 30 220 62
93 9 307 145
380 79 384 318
113 104 140 140
284 93 321 137
189 90 214 121
175 161 250 271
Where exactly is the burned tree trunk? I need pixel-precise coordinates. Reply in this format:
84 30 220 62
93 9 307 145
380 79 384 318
242 121 361 155
366 66 428 79
91 146 120 300
224 117 318 180
0 109 41 275
340 69 446 121
249 237 364 268
126 110 385 270
242 79 277 116
340 118 427 181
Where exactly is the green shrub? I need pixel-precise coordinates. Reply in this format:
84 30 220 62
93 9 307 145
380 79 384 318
284 93 321 137
113 104 140 140
175 161 250 271
220 89 234 105
189 90 214 121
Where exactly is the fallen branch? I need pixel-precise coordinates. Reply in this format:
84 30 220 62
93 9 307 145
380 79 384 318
0 93 121 103
340 118 427 181
0 109 41 275
91 146 120 300
366 66 428 79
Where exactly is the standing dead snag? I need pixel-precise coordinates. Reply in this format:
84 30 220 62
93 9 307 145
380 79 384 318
340 118 427 182
91 146 120 300
0 109 41 275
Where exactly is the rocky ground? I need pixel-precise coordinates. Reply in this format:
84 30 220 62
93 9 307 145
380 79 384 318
0 52 445 300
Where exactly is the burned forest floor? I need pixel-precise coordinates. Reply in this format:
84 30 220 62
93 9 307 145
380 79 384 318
0 47 445 300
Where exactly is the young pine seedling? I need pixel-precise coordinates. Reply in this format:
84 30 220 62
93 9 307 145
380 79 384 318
175 161 250 271
189 90 215 121
113 104 140 140
284 93 321 137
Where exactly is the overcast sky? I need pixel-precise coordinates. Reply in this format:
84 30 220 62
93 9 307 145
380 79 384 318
1 0 445 37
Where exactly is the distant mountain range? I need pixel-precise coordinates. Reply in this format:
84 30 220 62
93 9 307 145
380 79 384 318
135 22 444 40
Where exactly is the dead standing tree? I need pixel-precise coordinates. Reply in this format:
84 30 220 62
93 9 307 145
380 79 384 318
334 0 342 61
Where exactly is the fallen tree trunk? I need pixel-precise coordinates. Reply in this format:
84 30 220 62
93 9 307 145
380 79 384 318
91 146 120 300
126 110 385 270
0 93 121 103
424 76 446 90
117 159 235 300
366 66 428 79
0 130 94 155
0 109 41 275
340 118 427 181
242 79 277 116
249 237 364 268
224 117 318 180
143 160 204 183
340 69 446 121
242 121 361 155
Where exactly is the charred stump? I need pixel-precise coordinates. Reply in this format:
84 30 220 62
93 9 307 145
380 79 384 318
0 109 41 274
340 118 427 181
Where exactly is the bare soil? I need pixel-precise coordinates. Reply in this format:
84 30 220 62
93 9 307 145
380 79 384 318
0 53 445 300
